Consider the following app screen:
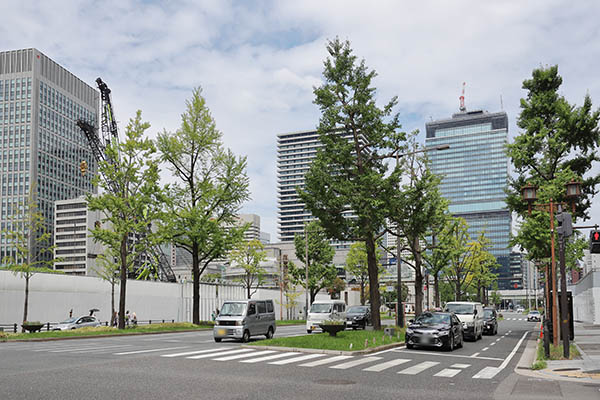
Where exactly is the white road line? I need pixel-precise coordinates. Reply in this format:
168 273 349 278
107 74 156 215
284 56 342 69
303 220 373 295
213 350 276 361
495 338 501 342
299 355 353 367
72 345 133 353
481 347 489 351
434 368 461 378
330 356 381 370
371 346 405 356
450 363 470 369
240 352 300 363
187 348 253 360
400 350 502 361
472 331 529 379
490 342 496 346
398 361 440 375
114 346 187 355
470 352 480 357
268 354 325 365
363 358 410 372
49 344 127 353
161 348 227 358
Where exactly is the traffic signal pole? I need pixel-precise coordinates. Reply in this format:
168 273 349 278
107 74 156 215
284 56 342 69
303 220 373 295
549 199 559 347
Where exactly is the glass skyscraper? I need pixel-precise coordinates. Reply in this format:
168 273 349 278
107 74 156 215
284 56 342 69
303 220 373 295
0 49 98 264
425 110 513 289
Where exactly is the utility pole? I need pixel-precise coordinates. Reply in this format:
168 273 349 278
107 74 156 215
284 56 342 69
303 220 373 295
304 224 309 318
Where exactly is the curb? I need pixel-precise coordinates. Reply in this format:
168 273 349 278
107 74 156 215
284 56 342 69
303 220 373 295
0 328 212 343
243 341 405 356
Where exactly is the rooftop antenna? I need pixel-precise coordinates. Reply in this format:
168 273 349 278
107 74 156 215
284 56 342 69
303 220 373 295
500 94 504 110
459 82 466 112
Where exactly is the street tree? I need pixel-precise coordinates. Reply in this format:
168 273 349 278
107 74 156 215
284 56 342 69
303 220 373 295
228 239 267 299
388 134 449 315
288 221 337 304
345 241 384 305
157 88 250 324
92 248 120 325
424 214 454 308
2 189 59 328
299 38 406 330
87 111 164 329
443 218 472 301
464 232 499 304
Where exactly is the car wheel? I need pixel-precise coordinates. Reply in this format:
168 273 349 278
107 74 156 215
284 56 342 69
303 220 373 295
265 326 274 339
406 343 414 349
494 325 498 335
241 330 250 343
457 333 464 348
214 337 222 343
446 334 455 351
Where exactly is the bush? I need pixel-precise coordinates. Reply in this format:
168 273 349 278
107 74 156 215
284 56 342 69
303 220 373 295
22 321 42 326
531 360 547 370
0 331 7 342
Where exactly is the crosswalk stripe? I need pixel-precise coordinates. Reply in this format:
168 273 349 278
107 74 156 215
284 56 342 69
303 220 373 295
268 354 325 365
187 348 253 360
213 350 276 361
114 346 187 355
450 363 470 369
330 356 381 370
161 348 228 358
363 358 410 372
398 361 440 375
299 355 353 367
50 344 127 353
472 366 501 379
240 352 300 363
434 368 461 377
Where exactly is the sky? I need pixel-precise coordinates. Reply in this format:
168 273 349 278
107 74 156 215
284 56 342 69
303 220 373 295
3 0 600 241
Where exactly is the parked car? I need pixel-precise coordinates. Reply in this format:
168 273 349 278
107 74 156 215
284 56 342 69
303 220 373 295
516 306 525 313
213 299 276 343
444 301 484 341
306 300 346 333
406 312 463 351
346 305 371 329
527 310 541 322
482 308 498 335
53 316 101 331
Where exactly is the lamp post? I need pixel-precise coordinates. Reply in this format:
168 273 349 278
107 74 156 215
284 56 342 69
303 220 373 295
304 224 309 318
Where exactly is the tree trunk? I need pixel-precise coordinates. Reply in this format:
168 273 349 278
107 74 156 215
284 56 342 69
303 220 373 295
111 280 115 324
455 271 461 301
192 242 200 325
365 235 381 330
247 276 251 299
118 235 128 329
22 275 30 332
434 275 440 308
476 281 482 303
360 281 365 305
413 238 424 316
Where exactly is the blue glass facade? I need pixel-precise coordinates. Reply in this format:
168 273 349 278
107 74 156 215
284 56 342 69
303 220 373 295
426 110 514 289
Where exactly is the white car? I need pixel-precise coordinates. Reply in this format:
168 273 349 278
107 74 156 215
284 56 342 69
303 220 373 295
527 310 541 322
516 307 525 313
53 316 101 331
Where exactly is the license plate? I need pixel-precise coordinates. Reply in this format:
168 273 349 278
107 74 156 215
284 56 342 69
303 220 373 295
217 329 226 335
346 321 352 325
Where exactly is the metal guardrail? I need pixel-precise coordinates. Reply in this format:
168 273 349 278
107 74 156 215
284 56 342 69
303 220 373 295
0 319 179 333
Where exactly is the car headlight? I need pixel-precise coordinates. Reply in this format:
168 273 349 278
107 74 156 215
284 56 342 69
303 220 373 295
235 320 243 326
436 330 449 336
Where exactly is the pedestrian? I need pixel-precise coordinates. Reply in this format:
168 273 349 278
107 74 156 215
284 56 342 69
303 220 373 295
111 311 117 327
131 311 137 327
125 310 130 328
69 309 73 318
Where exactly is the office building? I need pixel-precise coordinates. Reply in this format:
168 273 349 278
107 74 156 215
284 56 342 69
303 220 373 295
426 108 512 289
0 49 98 263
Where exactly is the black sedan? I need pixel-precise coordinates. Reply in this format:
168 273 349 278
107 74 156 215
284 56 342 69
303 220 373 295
482 308 498 335
346 305 370 329
406 312 463 351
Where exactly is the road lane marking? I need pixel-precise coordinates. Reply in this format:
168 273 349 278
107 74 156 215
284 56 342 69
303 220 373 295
330 356 381 370
161 348 227 358
114 346 188 355
472 331 529 379
434 368 461 378
268 354 325 365
371 346 405 356
400 350 502 361
490 342 496 346
450 363 470 369
240 352 300 363
363 358 410 372
470 352 480 357
213 350 276 361
72 345 133 353
398 361 439 375
187 348 253 359
481 347 489 351
299 355 353 367
49 344 128 353
495 338 501 342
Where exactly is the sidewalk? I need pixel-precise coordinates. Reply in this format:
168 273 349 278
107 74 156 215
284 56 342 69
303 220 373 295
517 321 600 382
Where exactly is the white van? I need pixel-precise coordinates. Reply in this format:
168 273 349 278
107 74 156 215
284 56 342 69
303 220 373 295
444 301 484 341
306 300 346 333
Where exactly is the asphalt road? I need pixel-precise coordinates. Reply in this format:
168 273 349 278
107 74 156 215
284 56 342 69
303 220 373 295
1 312 598 399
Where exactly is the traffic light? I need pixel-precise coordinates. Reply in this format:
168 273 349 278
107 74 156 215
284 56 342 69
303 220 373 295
79 160 88 176
590 231 600 253
556 212 573 237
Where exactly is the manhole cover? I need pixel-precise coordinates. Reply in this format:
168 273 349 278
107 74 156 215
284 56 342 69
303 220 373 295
553 368 580 372
315 379 355 385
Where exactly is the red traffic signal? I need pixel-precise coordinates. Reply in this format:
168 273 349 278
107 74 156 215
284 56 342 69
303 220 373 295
590 231 600 254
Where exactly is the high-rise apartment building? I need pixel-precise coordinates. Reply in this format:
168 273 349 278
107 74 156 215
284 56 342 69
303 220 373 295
425 109 513 289
277 129 353 249
0 49 98 263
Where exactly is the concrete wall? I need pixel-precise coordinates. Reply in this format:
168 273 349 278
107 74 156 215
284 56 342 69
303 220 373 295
570 268 600 324
0 270 361 325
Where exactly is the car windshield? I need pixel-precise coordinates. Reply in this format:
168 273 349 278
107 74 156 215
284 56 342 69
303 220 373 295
347 306 368 313
483 310 494 318
60 317 78 324
414 313 450 326
219 302 246 316
310 304 332 313
445 304 474 315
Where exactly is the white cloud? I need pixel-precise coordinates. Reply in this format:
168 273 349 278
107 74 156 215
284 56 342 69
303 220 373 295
3 0 600 239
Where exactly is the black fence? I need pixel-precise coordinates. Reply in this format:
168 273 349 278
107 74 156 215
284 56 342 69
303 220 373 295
0 319 177 333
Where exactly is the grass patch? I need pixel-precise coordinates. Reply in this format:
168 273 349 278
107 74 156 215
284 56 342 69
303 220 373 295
531 360 547 370
254 328 405 351
381 315 396 320
276 320 306 326
2 322 212 341
536 340 581 361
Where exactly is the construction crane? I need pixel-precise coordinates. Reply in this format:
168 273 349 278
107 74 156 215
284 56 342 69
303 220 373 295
77 78 176 283
459 82 466 112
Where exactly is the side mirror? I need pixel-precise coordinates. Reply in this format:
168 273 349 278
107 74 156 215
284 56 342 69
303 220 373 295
473 309 478 315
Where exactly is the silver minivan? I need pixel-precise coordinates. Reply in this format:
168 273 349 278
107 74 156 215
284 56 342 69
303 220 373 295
213 299 276 343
